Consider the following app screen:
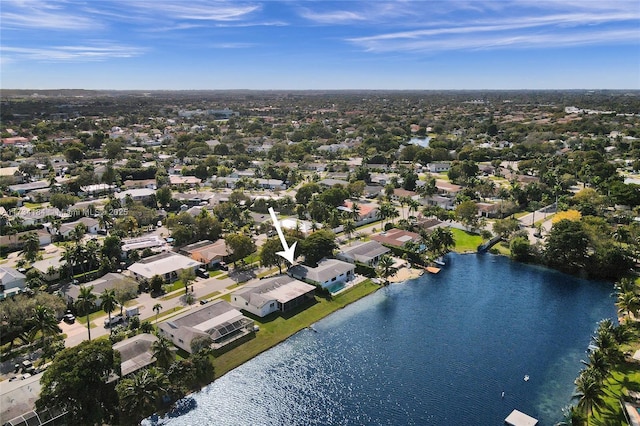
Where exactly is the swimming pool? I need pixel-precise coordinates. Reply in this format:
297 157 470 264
325 281 346 294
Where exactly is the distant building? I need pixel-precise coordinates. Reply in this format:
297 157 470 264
337 241 390 267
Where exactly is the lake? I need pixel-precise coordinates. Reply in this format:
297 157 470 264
147 254 615 426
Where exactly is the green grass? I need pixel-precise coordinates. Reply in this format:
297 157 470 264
216 274 229 280
23 202 42 209
450 228 483 253
212 279 379 378
209 270 223 277
225 283 242 290
243 252 260 265
594 361 640 425
491 241 511 256
199 291 221 300
164 280 186 293
513 211 529 219
160 290 187 301
256 267 280 278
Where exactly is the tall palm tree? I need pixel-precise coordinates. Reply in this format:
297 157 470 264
572 368 605 421
28 305 61 348
116 367 169 421
100 289 119 333
616 291 639 322
151 336 175 369
343 219 356 244
376 255 396 285
62 246 75 279
76 285 96 341
19 232 41 263
350 201 361 222
407 199 421 220
580 349 609 382
153 303 163 324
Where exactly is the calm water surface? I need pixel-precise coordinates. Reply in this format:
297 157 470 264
148 254 615 426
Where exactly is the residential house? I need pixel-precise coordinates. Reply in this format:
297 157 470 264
336 240 390 267
392 188 419 201
0 167 24 184
32 256 65 281
288 258 355 289
8 180 49 195
426 163 451 173
113 334 159 377
256 178 286 191
121 235 166 258
419 194 455 211
157 300 254 353
62 273 137 306
0 229 52 250
371 228 422 249
0 266 26 299
122 179 157 190
364 185 383 199
231 275 315 317
80 184 115 197
58 217 99 238
115 188 156 203
477 202 500 218
169 175 202 186
435 180 462 197
179 240 229 268
128 252 202 283
338 201 379 225
318 178 349 188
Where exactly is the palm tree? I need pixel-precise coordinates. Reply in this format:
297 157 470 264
100 289 119 333
376 255 396 285
407 199 420 220
572 368 605 421
555 404 584 426
28 305 61 348
614 277 635 294
612 226 629 246
76 285 96 341
350 201 361 222
343 219 356 244
19 232 41 263
153 303 163 324
616 291 639 322
151 336 175 369
580 349 610 382
116 367 169 421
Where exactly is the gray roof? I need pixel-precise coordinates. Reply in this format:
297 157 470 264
0 266 26 282
339 241 389 263
233 275 315 309
113 333 158 376
289 258 354 284
64 273 134 300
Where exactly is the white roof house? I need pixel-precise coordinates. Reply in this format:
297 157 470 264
288 258 355 289
127 252 202 282
231 275 315 317
157 300 254 353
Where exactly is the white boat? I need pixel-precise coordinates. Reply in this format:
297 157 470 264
434 257 446 266
524 375 530 382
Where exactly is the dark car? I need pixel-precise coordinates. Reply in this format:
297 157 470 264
196 268 209 279
62 313 75 324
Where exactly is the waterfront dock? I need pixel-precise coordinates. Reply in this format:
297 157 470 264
505 409 538 426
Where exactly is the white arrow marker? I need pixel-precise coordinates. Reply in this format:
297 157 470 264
268 207 297 264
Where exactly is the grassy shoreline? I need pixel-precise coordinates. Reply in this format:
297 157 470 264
211 279 379 379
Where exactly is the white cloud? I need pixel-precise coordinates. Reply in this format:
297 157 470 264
125 1 261 22
1 43 146 62
1 0 99 30
298 8 367 24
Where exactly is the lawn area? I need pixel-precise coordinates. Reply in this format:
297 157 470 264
209 270 223 277
450 228 483 253
594 361 640 424
212 279 379 378
160 290 187 301
243 252 260 265
491 241 511 256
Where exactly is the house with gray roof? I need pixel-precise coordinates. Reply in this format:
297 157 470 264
288 258 355 289
157 300 254 353
128 252 202 283
0 266 26 299
231 275 315 317
336 240 390 267
62 273 136 306
113 333 159 377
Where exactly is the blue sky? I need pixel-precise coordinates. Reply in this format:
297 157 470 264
1 1 639 90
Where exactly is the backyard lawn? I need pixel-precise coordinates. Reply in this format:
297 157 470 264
450 228 483 253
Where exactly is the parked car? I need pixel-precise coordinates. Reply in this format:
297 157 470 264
196 268 209 279
62 313 76 324
104 315 124 328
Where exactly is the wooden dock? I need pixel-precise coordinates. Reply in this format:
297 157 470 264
425 266 441 274
505 409 538 426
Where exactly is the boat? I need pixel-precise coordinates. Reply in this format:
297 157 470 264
434 257 446 267
524 375 530 382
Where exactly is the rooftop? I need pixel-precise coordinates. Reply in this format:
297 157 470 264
234 275 315 308
289 258 354 284
127 252 201 279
